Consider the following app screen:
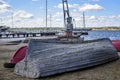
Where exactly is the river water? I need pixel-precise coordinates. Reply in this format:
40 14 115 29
0 30 120 43
82 30 120 40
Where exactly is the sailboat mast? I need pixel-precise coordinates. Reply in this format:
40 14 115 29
50 14 52 28
12 12 14 28
46 0 48 30
83 11 86 29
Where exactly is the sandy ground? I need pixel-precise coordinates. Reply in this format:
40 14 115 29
0 40 120 80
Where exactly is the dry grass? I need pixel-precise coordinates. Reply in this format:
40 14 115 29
0 43 120 80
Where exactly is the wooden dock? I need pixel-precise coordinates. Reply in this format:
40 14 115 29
0 31 58 38
0 30 88 38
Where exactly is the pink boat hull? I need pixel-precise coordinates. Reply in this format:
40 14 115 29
112 40 120 52
10 46 27 64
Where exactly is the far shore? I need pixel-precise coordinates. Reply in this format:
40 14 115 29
9 26 120 31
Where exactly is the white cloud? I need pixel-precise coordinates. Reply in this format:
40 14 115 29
32 0 39 1
4 14 120 28
118 15 120 18
109 15 117 19
0 0 11 13
13 10 34 19
53 12 63 18
0 0 6 4
56 3 104 12
57 3 79 9
89 16 96 20
82 0 100 2
98 16 106 21
57 3 62 8
92 0 100 2
79 3 104 11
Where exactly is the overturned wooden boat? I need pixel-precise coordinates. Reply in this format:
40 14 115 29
14 38 119 78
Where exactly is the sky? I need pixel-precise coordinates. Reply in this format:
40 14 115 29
0 0 120 28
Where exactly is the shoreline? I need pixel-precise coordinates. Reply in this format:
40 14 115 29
0 36 57 44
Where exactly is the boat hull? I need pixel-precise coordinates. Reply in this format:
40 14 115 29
14 38 119 78
112 40 120 51
11 46 27 64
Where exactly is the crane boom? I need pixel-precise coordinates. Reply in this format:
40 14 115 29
62 0 73 37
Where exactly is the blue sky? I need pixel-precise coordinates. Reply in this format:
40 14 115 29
0 0 120 28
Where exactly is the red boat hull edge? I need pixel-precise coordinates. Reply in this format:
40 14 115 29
10 46 27 64
112 40 120 52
